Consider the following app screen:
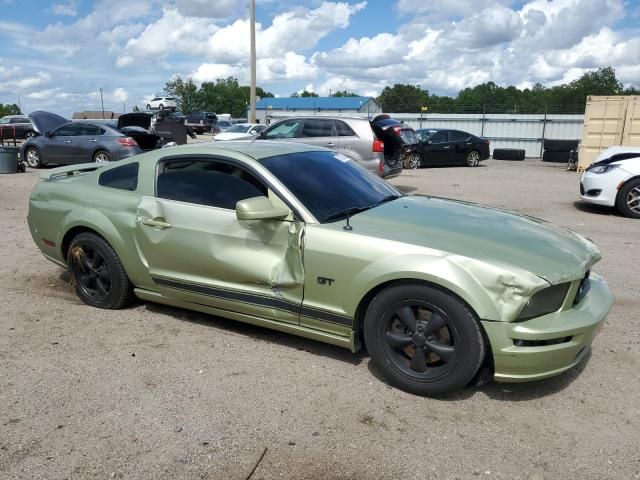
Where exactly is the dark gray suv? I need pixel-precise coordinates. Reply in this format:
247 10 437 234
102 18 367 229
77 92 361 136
258 116 403 179
0 115 36 140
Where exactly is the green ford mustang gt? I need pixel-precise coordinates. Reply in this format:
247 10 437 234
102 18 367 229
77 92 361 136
28 141 613 395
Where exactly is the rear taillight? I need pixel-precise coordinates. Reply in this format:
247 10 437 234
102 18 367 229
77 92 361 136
117 137 138 147
378 159 384 176
392 125 404 135
373 139 384 152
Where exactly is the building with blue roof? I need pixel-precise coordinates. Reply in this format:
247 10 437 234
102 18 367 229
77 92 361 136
250 96 381 124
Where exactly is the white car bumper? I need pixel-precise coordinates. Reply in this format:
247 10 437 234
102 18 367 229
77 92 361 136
580 168 631 207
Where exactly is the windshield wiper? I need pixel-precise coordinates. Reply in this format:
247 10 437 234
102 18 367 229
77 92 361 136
321 195 402 224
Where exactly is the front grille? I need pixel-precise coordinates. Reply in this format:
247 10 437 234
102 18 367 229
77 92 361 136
573 271 591 305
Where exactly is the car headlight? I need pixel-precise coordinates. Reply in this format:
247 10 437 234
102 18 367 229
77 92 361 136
516 283 570 321
588 164 619 174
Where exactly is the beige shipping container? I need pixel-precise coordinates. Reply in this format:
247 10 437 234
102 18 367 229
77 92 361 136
578 95 640 171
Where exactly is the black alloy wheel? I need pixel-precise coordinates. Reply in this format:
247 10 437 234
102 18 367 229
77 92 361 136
67 232 133 309
364 284 485 396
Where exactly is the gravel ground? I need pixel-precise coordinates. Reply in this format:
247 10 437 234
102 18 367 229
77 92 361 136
1 157 638 480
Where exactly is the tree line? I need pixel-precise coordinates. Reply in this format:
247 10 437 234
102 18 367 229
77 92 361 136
158 66 639 117
0 103 21 117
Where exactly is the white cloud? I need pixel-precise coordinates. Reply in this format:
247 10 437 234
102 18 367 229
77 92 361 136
51 1 79 17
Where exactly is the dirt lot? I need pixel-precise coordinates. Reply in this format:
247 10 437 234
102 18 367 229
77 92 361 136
1 157 638 479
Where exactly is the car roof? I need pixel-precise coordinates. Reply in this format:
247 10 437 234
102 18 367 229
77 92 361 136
155 140 327 161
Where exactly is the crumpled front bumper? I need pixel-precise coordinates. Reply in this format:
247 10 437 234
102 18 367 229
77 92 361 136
482 272 613 382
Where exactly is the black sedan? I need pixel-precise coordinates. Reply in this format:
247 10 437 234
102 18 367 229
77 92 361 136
407 128 490 168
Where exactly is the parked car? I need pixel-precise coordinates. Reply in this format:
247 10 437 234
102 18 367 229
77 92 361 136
0 115 37 140
20 111 142 168
184 111 217 134
27 141 612 396
257 116 403 178
579 146 640 218
118 111 194 146
216 120 232 132
146 96 177 111
76 118 162 152
213 123 266 140
409 128 490 168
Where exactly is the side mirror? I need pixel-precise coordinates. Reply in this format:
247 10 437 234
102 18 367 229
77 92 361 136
45 131 52 138
236 196 289 221
258 131 266 139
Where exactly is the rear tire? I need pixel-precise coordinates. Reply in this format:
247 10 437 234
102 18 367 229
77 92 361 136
466 150 480 167
159 104 165 110
616 178 640 219
93 150 111 163
67 232 133 309
363 283 485 396
25 147 42 168
146 104 151 110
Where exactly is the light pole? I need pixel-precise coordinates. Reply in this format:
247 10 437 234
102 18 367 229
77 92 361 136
249 0 257 123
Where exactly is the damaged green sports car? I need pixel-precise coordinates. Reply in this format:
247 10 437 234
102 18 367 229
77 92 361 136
28 142 613 395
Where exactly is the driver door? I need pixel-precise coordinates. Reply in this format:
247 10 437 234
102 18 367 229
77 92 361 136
133 156 305 325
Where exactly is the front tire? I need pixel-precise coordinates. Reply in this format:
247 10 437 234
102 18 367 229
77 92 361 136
364 283 485 396
466 150 481 167
616 178 640 219
25 147 42 168
159 104 165 110
24 130 36 139
67 232 133 309
93 150 111 163
146 104 152 110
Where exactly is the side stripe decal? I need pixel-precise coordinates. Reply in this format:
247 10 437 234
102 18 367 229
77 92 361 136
152 276 352 327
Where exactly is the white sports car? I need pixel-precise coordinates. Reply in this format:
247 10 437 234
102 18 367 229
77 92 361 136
580 146 640 218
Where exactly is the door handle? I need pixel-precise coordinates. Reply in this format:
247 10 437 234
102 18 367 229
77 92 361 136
140 217 172 229
63 140 71 143
443 145 452 149
90 139 97 142
326 142 336 147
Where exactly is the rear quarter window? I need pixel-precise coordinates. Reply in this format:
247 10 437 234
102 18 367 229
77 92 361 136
98 163 139 191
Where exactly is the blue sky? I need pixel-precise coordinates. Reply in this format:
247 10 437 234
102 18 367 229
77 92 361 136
1 0 639 117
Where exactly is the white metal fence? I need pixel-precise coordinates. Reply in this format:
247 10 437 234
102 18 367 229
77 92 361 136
264 111 585 158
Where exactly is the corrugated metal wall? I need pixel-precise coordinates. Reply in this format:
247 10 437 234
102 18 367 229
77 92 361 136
391 113 584 157
262 111 585 157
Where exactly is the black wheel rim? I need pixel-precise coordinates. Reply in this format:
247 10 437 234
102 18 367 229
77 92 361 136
381 301 459 380
70 244 112 301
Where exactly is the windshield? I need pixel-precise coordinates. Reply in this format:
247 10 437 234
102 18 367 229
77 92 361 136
225 124 250 133
261 151 402 223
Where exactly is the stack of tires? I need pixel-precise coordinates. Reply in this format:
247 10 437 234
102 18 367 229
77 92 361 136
543 139 579 163
492 148 525 161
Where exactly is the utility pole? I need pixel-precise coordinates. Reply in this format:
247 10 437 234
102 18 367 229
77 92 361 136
249 0 257 123
99 88 105 119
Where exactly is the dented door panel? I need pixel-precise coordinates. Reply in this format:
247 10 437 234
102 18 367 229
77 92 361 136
134 196 304 324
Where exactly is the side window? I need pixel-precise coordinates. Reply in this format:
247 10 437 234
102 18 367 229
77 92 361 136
79 124 102 136
334 120 356 136
98 163 139 191
156 159 268 209
301 119 336 137
429 131 448 143
263 119 302 139
54 124 83 136
11 117 26 124
449 131 469 142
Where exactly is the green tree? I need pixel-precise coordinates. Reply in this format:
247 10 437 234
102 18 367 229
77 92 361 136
164 76 202 114
377 84 429 112
291 90 318 97
199 77 250 118
0 103 21 116
331 90 358 97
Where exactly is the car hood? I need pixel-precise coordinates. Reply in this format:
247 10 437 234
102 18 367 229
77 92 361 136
29 111 68 133
343 195 600 284
118 113 152 130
